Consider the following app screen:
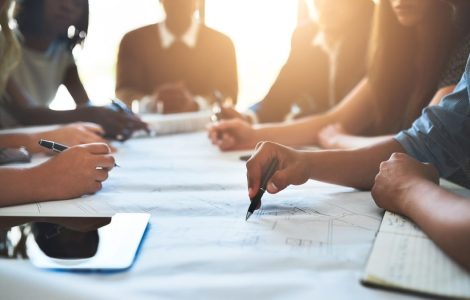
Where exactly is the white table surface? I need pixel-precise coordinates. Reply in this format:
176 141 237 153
0 131 427 300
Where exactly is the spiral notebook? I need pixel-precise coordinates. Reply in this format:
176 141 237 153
362 211 470 299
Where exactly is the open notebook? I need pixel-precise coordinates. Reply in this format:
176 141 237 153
362 211 470 299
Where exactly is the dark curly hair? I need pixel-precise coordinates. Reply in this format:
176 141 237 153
15 0 89 51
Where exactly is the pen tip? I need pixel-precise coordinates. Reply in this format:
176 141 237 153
245 211 252 221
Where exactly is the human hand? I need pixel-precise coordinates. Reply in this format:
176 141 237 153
371 153 439 214
32 123 116 153
150 82 198 114
30 143 115 201
207 118 258 151
212 105 252 123
246 141 312 206
77 106 148 141
318 123 346 149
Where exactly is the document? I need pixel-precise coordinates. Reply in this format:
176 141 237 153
140 111 212 135
362 211 470 299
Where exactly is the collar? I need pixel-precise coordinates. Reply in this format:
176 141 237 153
159 19 200 49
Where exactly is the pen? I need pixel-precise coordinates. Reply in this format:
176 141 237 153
245 158 279 221
111 98 151 135
38 139 119 167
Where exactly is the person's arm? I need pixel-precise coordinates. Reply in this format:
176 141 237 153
209 78 379 150
372 153 470 271
255 27 326 123
0 123 110 154
317 85 458 150
63 64 90 106
5 79 147 140
245 138 404 200
0 143 114 208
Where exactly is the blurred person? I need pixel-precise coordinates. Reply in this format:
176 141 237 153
219 0 374 124
0 0 147 140
116 0 237 114
208 0 470 151
0 0 115 207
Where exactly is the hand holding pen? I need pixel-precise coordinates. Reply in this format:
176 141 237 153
245 141 312 219
39 139 120 167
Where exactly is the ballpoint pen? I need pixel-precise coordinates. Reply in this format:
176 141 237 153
111 98 151 135
38 139 120 167
245 158 279 221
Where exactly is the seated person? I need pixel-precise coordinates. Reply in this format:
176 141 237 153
208 0 470 151
1 0 147 140
220 0 374 124
0 0 114 207
116 0 238 114
245 52 470 270
318 0 470 150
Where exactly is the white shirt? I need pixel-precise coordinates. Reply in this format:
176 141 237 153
158 19 200 49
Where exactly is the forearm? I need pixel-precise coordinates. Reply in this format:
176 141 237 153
10 106 88 126
333 134 394 150
306 139 404 190
255 112 333 146
405 181 470 271
0 168 47 207
115 87 147 107
0 133 43 153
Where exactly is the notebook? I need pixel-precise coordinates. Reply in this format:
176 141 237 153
140 110 212 135
362 211 470 299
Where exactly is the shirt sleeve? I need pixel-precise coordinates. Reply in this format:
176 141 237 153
395 58 470 179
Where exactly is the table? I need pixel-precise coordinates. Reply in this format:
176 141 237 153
0 132 423 300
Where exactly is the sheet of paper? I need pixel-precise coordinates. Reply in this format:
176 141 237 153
363 211 470 299
0 132 420 300
140 111 212 136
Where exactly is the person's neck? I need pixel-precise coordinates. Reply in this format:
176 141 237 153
23 32 58 52
165 18 192 37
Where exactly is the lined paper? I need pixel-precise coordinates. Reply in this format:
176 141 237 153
363 211 470 299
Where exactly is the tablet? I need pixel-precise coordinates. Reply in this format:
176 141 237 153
0 213 149 271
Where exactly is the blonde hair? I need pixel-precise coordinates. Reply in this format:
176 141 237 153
0 0 21 96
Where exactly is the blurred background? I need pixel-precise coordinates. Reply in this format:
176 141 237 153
51 0 316 111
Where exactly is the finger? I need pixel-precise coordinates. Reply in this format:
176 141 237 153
218 134 235 151
88 181 103 194
246 143 271 198
267 169 289 194
94 154 116 169
95 169 109 182
81 122 105 136
82 143 111 155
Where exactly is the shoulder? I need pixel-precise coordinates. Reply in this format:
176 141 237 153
120 24 159 46
198 25 234 47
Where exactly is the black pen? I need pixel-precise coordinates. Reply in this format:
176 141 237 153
245 158 279 221
38 139 119 167
111 98 151 135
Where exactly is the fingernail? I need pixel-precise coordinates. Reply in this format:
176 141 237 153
268 182 278 193
248 187 254 196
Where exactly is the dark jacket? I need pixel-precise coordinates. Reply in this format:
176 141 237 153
116 23 238 104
